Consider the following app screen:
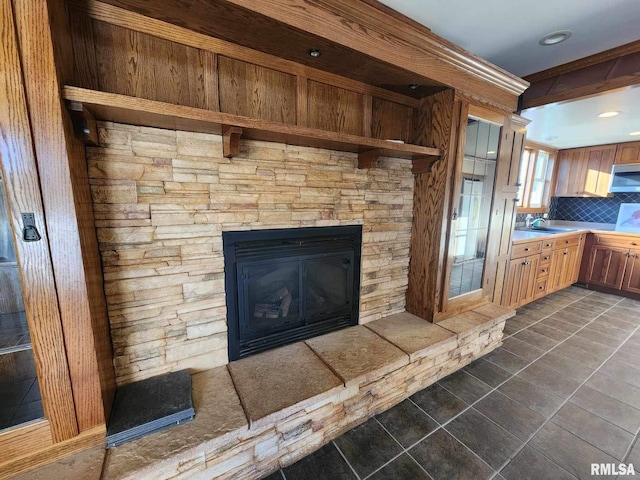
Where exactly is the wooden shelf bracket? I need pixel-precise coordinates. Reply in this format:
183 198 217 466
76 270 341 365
66 101 99 146
222 125 243 158
412 156 439 174
358 149 381 169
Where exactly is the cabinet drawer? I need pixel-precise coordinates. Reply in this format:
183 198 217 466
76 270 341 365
541 239 556 251
554 235 580 249
593 233 640 249
535 278 548 298
539 252 553 265
512 240 542 259
537 264 551 278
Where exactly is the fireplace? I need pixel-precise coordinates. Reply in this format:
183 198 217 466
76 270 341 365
223 226 362 360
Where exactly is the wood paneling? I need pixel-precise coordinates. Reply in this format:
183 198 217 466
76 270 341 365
584 145 616 196
371 98 413 143
13 0 115 430
94 0 526 109
92 19 216 110
0 421 52 465
523 40 640 109
554 148 586 196
0 0 77 441
307 81 364 135
70 0 420 108
218 56 296 124
406 89 459 320
615 141 640 164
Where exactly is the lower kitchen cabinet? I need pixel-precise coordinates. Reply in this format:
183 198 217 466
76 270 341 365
502 233 584 308
584 232 640 295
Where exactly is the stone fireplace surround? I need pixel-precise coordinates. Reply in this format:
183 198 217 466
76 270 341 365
89 121 414 385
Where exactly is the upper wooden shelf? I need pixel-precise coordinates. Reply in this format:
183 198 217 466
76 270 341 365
63 86 441 171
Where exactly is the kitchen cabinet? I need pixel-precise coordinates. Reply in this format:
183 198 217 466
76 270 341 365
623 250 640 294
554 145 615 197
584 233 640 295
615 141 640 165
502 233 584 308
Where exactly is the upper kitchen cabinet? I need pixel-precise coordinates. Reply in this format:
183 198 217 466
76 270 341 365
615 141 640 164
554 144 615 197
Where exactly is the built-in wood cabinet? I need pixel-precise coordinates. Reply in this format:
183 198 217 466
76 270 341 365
502 233 584 308
583 233 640 296
615 141 640 165
554 144 615 197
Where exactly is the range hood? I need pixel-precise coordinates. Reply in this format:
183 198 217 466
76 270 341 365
609 163 640 193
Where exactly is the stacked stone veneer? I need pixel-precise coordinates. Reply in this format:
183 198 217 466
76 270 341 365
102 315 508 480
89 122 414 384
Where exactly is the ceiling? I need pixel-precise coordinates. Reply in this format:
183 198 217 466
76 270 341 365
380 0 640 149
522 87 640 149
379 0 640 77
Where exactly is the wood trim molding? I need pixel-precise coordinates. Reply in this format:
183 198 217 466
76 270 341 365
522 40 640 109
0 0 78 442
13 0 115 430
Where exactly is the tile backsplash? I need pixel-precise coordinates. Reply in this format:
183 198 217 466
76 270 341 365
548 193 640 224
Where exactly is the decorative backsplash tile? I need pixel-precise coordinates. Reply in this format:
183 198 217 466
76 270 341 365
549 193 640 224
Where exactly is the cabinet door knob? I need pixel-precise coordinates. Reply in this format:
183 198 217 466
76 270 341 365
524 247 530 251
632 242 637 246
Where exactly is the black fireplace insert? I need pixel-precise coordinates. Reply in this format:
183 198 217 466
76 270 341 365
223 226 362 360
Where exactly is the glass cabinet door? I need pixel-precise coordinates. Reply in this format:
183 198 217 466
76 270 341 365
0 172 44 431
448 117 501 299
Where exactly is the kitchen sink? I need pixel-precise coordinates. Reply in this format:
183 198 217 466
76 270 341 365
515 226 579 234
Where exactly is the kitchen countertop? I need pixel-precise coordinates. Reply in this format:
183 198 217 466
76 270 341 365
512 221 639 244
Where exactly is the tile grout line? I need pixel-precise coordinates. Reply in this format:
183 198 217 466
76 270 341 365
331 439 362 480
490 297 640 478
434 292 630 478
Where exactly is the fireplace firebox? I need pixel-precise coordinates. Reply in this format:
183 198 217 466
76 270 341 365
223 226 362 360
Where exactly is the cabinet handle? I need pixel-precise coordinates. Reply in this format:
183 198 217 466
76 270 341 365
565 240 570 244
632 242 637 246
524 248 530 251
539 286 544 289
564 252 568 256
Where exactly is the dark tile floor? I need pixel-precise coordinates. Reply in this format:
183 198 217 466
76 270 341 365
262 287 640 480
0 311 43 431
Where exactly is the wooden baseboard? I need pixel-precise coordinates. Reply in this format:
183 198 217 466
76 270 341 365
0 425 106 480
582 283 640 301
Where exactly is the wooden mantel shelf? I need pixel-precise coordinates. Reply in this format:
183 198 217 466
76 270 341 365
63 86 441 170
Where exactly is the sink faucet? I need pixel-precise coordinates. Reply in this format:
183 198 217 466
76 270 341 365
531 218 546 228
525 214 533 227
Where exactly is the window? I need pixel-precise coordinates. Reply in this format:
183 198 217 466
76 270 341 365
517 143 556 212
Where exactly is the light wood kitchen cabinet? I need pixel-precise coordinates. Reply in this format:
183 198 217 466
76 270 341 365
623 250 640 294
584 233 640 295
554 145 615 197
615 141 640 165
502 233 583 308
586 245 629 289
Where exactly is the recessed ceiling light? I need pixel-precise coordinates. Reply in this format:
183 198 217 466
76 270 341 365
543 136 559 141
308 48 321 58
598 111 619 118
539 30 572 46
630 131 640 136
487 151 496 154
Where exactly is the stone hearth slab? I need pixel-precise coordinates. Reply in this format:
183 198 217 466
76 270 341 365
473 303 516 325
227 342 343 429
438 310 494 335
366 312 457 361
102 366 248 480
305 325 409 387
